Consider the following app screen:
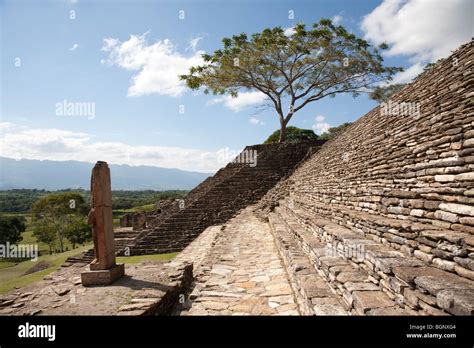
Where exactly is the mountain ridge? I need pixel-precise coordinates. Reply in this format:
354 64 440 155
0 157 212 190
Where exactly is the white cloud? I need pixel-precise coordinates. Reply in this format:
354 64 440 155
361 0 472 84
69 43 79 51
101 32 205 97
0 123 230 172
187 36 204 52
0 122 15 131
332 15 342 25
312 115 331 135
249 117 265 126
390 62 424 85
283 27 296 37
208 91 267 112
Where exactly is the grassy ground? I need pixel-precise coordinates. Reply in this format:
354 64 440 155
0 244 92 294
20 229 79 255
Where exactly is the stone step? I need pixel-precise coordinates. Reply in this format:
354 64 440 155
274 202 474 315
268 212 348 315
272 206 419 315
287 195 474 281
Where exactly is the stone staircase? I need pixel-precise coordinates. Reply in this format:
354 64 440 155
121 141 325 256
268 210 348 315
64 227 140 265
268 197 474 315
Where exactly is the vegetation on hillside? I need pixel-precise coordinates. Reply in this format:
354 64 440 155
0 189 188 213
0 189 188 254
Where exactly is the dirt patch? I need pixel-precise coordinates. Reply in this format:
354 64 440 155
22 261 52 276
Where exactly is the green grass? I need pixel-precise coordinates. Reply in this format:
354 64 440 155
0 244 92 294
116 252 178 264
114 203 157 215
0 261 18 269
20 227 80 255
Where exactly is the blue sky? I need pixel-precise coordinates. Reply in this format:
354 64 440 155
1 0 472 172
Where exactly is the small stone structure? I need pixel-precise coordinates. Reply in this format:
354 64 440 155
119 214 131 227
81 161 125 286
132 212 147 230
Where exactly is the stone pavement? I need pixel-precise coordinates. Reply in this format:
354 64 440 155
0 261 191 316
181 207 301 315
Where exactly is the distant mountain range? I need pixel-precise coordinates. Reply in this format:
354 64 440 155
0 157 212 190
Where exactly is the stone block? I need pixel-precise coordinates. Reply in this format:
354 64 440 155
414 273 474 296
439 203 474 217
336 271 368 283
375 257 423 274
352 291 394 314
434 210 459 223
81 263 125 286
436 289 474 315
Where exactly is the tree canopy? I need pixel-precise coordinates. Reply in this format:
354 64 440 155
369 83 406 104
31 192 88 253
264 126 318 144
0 215 26 245
319 122 352 140
181 19 402 141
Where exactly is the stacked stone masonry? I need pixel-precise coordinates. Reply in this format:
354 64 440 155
121 141 325 255
257 40 474 315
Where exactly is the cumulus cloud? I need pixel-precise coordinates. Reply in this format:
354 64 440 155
0 123 230 172
101 32 205 97
331 15 342 25
69 43 79 51
249 117 265 126
312 115 331 135
361 0 472 83
208 91 267 112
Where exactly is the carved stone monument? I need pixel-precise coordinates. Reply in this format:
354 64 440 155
81 161 124 286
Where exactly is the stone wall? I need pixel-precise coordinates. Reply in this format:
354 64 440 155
259 39 474 315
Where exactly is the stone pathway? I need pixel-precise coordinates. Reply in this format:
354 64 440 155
181 207 299 315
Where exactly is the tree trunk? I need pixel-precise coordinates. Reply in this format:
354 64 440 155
279 121 287 142
58 227 64 253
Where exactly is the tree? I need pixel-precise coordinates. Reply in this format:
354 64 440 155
0 215 26 245
319 122 352 140
264 126 318 144
64 216 92 249
181 19 402 142
32 221 57 255
31 192 88 253
369 83 406 103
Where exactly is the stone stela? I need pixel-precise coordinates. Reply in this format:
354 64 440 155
81 161 125 286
